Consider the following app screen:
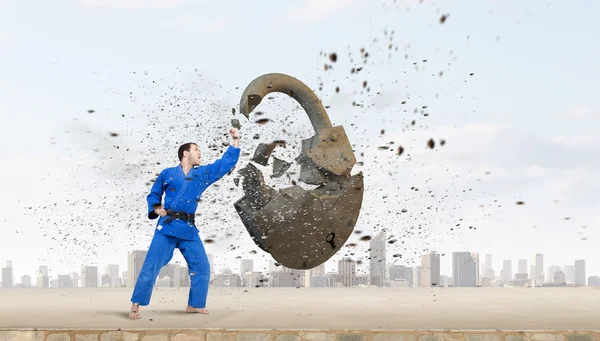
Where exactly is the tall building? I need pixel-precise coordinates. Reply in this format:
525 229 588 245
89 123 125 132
471 253 480 286
122 271 128 287
553 270 566 284
158 263 181 287
1 261 13 288
518 259 528 274
413 266 422 287
389 265 413 285
574 260 586 286
305 263 326 287
484 254 493 273
369 230 387 287
533 254 544 284
546 266 561 283
338 257 357 287
81 266 98 288
564 265 575 284
270 268 305 287
452 252 477 287
207 254 215 280
128 250 148 288
240 259 254 276
421 251 441 287
502 260 512 283
57 274 73 288
71 272 80 288
21 275 31 288
105 264 119 278
36 265 49 288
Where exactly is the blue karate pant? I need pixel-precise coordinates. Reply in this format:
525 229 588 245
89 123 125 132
130 229 210 308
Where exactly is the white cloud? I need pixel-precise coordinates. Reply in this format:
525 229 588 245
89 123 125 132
566 105 596 119
174 14 231 32
0 30 15 47
80 0 183 9
284 0 353 23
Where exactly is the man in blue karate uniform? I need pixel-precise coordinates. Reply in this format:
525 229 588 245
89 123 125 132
129 127 241 319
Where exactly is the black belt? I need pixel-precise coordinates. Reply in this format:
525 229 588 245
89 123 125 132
164 210 195 224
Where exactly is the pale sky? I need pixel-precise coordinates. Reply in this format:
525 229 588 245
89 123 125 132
1 0 598 282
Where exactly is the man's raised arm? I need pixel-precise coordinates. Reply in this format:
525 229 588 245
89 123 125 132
204 128 241 186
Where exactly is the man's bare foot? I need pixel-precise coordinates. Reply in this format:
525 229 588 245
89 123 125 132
129 303 141 319
186 305 210 315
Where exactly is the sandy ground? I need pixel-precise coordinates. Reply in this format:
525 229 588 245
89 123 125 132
1 287 599 330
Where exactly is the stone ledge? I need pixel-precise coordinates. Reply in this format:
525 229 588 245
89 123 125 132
1 330 599 341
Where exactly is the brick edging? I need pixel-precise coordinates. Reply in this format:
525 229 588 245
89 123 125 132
0 329 599 341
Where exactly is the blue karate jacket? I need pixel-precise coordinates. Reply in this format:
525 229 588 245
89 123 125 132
146 145 241 240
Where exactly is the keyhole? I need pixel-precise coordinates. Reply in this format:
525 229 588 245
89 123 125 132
326 232 336 249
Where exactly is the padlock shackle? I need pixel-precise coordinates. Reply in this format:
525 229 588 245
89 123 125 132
239 73 333 132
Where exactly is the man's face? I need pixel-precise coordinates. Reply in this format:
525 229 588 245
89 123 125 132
186 144 201 165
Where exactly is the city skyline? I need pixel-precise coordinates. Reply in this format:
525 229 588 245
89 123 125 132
2 248 597 289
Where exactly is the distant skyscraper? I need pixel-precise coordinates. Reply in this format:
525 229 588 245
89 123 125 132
207 254 215 280
1 261 13 288
518 259 527 274
21 275 31 288
533 254 544 284
452 252 477 287
128 250 148 288
413 266 422 287
389 265 413 285
485 254 493 272
37 265 49 288
553 270 566 284
71 272 80 288
564 265 575 284
588 276 599 287
574 260 586 286
369 230 386 287
421 251 441 287
105 264 119 279
81 266 98 288
471 253 480 286
240 259 254 276
338 257 357 287
502 260 512 283
58 274 73 288
305 263 326 287
546 266 560 283
529 265 535 282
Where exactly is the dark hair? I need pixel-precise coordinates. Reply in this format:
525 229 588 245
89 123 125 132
178 142 197 161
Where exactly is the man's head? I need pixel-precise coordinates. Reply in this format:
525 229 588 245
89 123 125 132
178 142 201 166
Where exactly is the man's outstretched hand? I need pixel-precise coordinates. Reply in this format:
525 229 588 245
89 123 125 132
230 127 240 147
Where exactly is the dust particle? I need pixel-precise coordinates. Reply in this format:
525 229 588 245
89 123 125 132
516 201 525 205
329 53 337 62
360 235 372 241
427 139 435 149
440 14 448 23
255 118 271 125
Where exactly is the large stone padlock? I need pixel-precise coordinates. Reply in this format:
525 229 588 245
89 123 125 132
233 73 364 270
